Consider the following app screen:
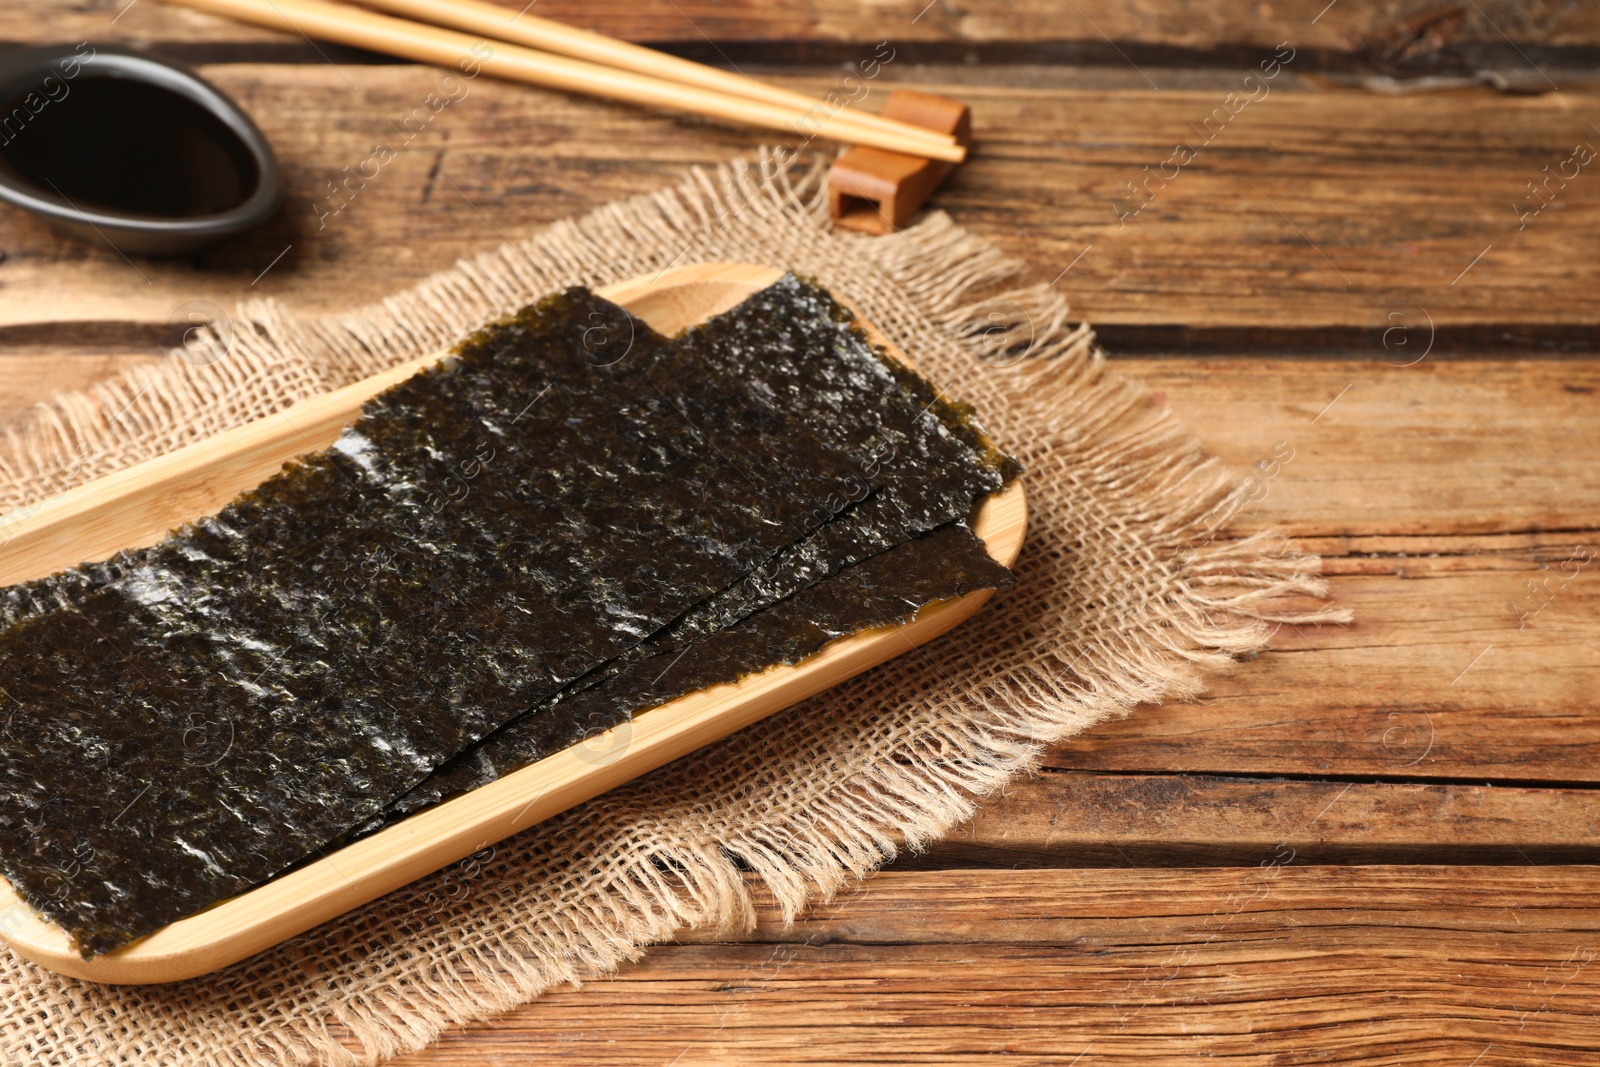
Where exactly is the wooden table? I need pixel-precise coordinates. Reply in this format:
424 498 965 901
4 2 1599 1062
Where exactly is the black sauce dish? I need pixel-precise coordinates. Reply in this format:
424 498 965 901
0 43 282 255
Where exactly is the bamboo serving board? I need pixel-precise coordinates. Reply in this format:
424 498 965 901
0 262 1026 984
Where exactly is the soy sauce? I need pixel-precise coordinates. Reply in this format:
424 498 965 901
0 76 259 218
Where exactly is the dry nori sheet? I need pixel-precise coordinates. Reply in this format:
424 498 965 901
0 557 128 632
386 275 1021 815
616 272 1019 642
387 523 1012 816
0 284 929 956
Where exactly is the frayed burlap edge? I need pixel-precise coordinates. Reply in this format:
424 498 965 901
0 151 1348 1067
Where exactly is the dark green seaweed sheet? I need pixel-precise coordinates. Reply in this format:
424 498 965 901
0 284 944 956
405 523 1013 802
0 557 129 632
619 272 1020 642
386 275 1022 815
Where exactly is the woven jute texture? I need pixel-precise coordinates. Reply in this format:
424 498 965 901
0 152 1345 1066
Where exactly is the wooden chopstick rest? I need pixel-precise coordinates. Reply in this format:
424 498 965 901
828 90 971 234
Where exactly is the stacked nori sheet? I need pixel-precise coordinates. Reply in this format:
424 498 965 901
385 276 1021 817
0 275 1019 957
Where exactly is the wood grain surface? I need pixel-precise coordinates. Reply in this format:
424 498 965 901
1 65 1597 329
0 0 1596 1060
382 868 1600 1066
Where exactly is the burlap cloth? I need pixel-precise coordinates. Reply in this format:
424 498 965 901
0 153 1345 1066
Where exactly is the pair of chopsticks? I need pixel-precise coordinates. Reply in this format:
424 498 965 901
164 0 966 163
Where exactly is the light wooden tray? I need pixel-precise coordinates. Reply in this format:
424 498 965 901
0 262 1026 984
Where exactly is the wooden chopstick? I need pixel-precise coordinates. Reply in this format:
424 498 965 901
353 0 958 152
164 0 967 163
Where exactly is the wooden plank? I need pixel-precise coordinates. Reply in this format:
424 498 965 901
1116 357 1600 538
919 772 1600 868
11 0 1600 60
1039 546 1600 780
959 86 1600 329
1038 356 1600 782
381 866 1600 1066
1044 546 1600 780
0 67 1596 329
